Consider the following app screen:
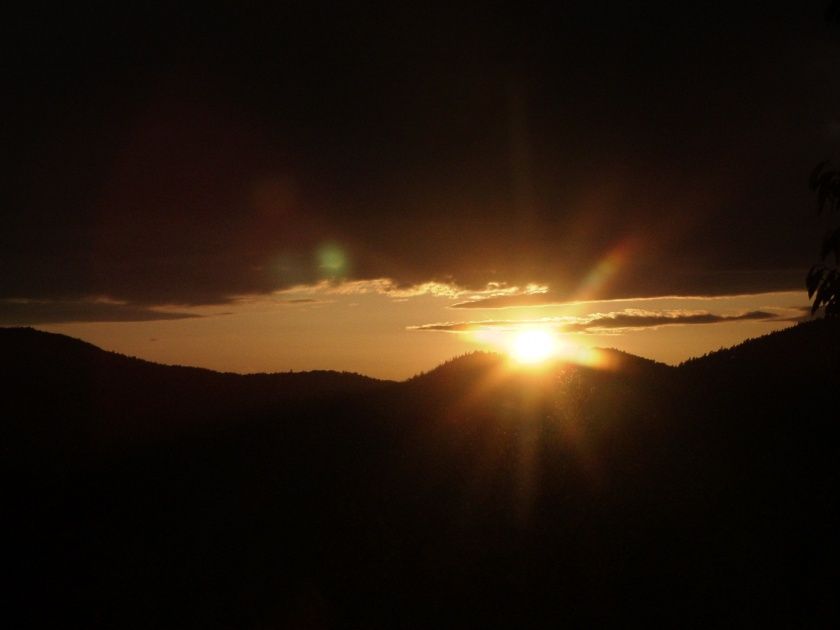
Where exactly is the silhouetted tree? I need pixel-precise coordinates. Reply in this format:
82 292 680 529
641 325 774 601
807 2 840 318
830 0 840 22
807 162 840 317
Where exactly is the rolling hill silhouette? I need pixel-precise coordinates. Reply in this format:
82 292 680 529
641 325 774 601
1 327 388 459
2 322 839 627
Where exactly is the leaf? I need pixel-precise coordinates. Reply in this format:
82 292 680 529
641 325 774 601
816 173 837 213
813 270 840 317
813 170 840 214
810 161 830 190
806 265 826 297
813 281 829 314
828 1 840 23
820 227 840 263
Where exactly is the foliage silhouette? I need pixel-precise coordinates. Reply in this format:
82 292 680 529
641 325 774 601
807 161 840 317
807 4 840 317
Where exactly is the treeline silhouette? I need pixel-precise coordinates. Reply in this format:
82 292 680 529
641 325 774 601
2 322 839 628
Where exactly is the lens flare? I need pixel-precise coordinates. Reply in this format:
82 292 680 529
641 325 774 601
316 243 349 278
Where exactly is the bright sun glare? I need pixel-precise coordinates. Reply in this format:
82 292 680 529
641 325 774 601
509 329 558 364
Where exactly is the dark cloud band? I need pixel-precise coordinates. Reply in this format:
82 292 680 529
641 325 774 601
2 4 833 310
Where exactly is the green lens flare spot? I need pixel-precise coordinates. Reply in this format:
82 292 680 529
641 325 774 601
317 243 348 275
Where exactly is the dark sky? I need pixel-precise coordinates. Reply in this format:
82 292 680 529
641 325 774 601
3 2 839 314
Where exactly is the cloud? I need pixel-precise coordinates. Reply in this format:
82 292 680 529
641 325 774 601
273 279 461 298
450 287 803 310
565 309 776 332
2 4 832 309
771 305 822 323
275 279 547 300
409 309 777 334
451 292 566 309
0 298 200 325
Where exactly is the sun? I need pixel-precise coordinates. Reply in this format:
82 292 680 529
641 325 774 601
509 329 558 365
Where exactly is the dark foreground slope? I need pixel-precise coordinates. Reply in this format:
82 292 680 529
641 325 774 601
2 322 839 628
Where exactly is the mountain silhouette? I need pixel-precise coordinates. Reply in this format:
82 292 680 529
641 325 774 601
2 322 839 628
1 327 388 459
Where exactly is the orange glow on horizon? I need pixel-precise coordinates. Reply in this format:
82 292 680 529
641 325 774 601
466 325 618 371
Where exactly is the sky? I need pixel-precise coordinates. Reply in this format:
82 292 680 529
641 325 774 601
2 2 838 378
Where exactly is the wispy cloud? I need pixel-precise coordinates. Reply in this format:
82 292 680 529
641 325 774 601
450 290 798 310
451 292 562 309
0 298 200 325
409 309 778 334
772 305 821 323
274 278 549 301
279 298 327 304
565 309 776 332
273 278 459 298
